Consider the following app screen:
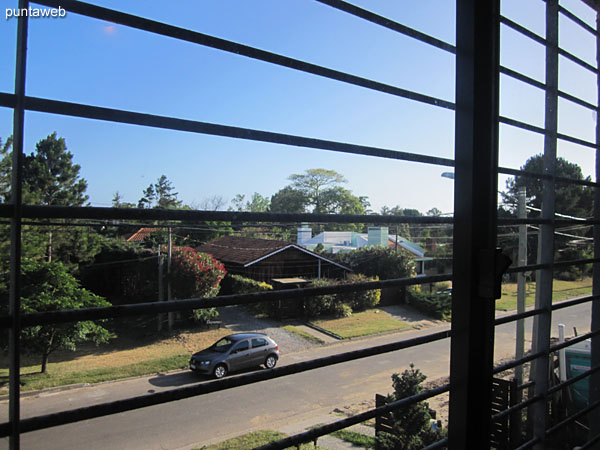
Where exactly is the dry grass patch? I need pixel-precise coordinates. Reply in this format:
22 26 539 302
0 327 231 392
497 277 592 311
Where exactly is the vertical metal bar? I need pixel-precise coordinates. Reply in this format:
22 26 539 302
516 188 527 386
10 1 29 449
590 5 600 443
530 1 559 448
448 0 500 448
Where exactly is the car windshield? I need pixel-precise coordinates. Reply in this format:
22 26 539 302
211 337 234 353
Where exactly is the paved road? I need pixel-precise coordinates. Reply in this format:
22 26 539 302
0 302 592 450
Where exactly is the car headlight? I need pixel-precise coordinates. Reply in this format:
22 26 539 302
199 361 211 366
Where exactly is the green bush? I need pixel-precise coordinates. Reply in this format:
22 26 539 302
304 279 337 317
407 291 451 320
220 274 274 316
331 302 353 318
341 274 381 311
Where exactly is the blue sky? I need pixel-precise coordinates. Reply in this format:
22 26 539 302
0 0 597 214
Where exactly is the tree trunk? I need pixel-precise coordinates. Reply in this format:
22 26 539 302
47 228 53 263
41 353 48 373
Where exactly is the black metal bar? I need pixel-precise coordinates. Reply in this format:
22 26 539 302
500 115 599 149
549 328 600 354
421 438 449 450
500 16 546 46
558 47 598 74
500 66 598 112
494 349 545 375
18 95 456 168
579 432 600 450
0 203 456 224
552 294 600 311
33 0 455 111
591 6 600 443
491 393 543 422
0 274 453 328
545 398 600 436
494 307 546 326
9 2 29 448
449 0 500 448
547 364 600 395
498 165 600 188
0 331 451 437
559 5 597 35
515 437 541 450
314 0 456 54
253 384 451 450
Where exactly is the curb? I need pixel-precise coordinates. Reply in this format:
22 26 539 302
304 322 344 340
0 382 90 402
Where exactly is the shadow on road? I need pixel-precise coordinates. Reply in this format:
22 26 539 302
148 371 209 387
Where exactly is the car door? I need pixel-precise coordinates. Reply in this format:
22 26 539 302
250 337 269 366
227 339 251 371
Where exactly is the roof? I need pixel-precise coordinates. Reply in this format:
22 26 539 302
125 227 159 243
197 236 351 271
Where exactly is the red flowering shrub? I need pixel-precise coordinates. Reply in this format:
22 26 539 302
170 247 226 322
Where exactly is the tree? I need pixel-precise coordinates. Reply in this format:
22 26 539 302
112 191 135 208
502 154 592 219
375 365 443 450
138 175 182 209
270 186 308 213
230 192 270 212
0 135 13 202
1 261 112 373
170 247 227 322
23 132 88 206
336 246 415 280
288 168 347 213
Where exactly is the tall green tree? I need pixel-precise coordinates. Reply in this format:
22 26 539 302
270 186 308 213
138 175 182 209
288 168 347 214
230 192 270 212
1 261 112 373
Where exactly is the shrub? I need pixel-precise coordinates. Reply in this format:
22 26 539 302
220 274 273 295
336 246 415 280
304 279 337 318
407 291 451 320
170 247 226 323
339 274 381 311
331 302 353 318
375 365 443 450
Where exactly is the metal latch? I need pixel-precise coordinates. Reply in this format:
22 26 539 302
478 248 512 299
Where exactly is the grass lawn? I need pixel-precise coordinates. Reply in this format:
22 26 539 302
0 326 230 393
331 429 376 448
311 309 411 339
496 277 592 311
283 325 325 344
197 430 325 450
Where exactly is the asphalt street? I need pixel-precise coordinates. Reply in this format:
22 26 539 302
0 301 592 450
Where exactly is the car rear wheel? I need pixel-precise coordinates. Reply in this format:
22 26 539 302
214 364 227 379
265 355 277 369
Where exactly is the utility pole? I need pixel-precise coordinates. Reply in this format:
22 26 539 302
157 248 164 331
167 227 173 331
515 188 527 385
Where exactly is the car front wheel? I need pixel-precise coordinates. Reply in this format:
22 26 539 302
264 355 277 369
214 364 227 379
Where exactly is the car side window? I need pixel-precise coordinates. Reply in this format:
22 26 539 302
252 338 267 348
233 340 249 353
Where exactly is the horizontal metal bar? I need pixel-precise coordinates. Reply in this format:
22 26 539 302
559 47 598 74
254 383 451 450
494 307 546 326
515 437 541 450
0 274 453 328
552 294 600 311
20 95 456 168
500 116 599 149
499 217 599 226
579 432 600 450
500 16 546 46
492 392 543 422
545 398 600 436
500 66 598 112
33 0 455 111
0 203 456 224
493 349 545 375
501 15 598 74
559 5 597 36
0 330 451 436
498 165 599 188
421 438 449 450
315 0 456 54
548 328 600 354
547 364 600 395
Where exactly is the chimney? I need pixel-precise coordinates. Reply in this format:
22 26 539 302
368 226 388 247
297 224 312 246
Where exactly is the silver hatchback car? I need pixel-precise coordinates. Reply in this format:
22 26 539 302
189 333 279 379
